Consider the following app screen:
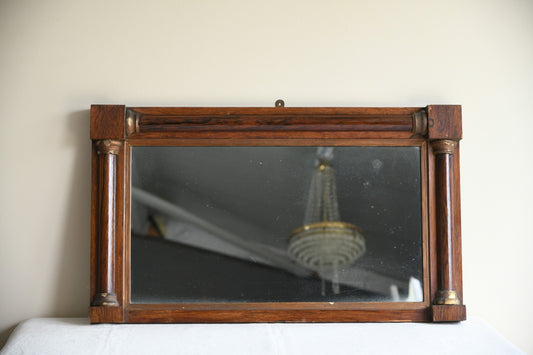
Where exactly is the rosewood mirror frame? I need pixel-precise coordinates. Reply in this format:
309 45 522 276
89 103 466 323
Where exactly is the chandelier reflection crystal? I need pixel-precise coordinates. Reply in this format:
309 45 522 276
288 151 365 295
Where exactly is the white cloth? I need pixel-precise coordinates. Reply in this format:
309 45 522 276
1 317 523 355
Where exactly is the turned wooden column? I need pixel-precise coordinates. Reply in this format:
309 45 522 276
92 139 122 306
427 105 465 321
431 139 460 305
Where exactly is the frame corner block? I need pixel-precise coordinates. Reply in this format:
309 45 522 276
90 104 126 140
427 105 462 141
431 304 466 322
89 306 125 323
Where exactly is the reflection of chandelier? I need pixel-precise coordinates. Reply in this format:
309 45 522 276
288 157 365 295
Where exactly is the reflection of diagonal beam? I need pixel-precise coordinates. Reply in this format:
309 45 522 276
319 268 409 296
132 187 418 298
161 220 293 269
132 187 310 277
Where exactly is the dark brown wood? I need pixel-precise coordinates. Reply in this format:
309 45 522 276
90 144 98 305
432 305 466 322
427 105 462 140
125 309 430 323
127 301 428 311
124 301 430 322
420 142 431 304
91 140 121 307
435 150 454 291
90 106 128 322
130 106 421 116
90 105 126 140
129 131 416 140
126 106 423 140
127 138 426 147
89 306 124 323
89 104 465 324
429 138 465 321
452 148 464 301
114 142 126 309
427 144 438 304
139 116 412 132
122 142 131 309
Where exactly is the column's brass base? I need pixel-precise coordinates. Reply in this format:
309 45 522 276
92 292 119 306
433 290 461 305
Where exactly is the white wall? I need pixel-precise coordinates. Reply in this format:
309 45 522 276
1 0 532 352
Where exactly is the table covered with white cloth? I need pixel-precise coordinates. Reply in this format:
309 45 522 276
1 317 523 355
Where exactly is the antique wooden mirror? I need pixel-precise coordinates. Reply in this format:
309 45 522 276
89 103 466 323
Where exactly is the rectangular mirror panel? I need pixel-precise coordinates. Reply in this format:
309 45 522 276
130 146 423 303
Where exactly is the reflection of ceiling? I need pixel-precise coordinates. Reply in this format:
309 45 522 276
132 146 423 283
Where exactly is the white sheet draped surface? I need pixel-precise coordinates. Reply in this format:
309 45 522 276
1 318 524 355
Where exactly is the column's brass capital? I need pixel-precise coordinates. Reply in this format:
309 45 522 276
433 290 461 305
96 140 122 155
431 139 458 155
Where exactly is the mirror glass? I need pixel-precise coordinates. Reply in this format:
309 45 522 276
130 146 423 303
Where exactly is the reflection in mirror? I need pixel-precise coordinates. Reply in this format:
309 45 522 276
130 146 423 303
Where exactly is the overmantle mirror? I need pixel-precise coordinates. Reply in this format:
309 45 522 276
89 103 466 323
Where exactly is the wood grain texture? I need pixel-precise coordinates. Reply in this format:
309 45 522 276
90 105 126 140
125 106 423 139
89 104 466 323
89 306 124 323
427 146 438 302
91 141 121 307
125 309 430 323
430 138 464 312
122 142 131 310
427 105 462 140
89 144 98 305
435 152 454 291
89 106 127 322
127 138 426 147
96 153 116 299
114 143 126 308
89 140 126 320
138 116 412 131
452 147 464 301
129 131 416 140
420 142 431 304
431 305 466 322
126 302 428 311
129 107 421 116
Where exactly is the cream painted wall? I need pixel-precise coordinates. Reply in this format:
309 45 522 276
1 0 532 352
